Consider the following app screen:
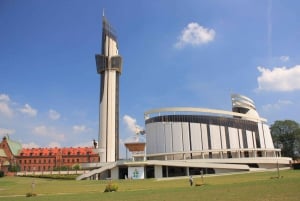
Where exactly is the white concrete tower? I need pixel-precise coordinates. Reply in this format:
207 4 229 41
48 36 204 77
95 15 122 162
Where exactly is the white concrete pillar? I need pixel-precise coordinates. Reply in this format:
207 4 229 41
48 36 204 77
111 167 119 180
154 165 162 178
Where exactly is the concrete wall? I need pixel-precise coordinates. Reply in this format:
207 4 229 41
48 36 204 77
214 168 246 174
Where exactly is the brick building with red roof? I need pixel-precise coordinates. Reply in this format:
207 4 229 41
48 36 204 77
0 136 99 174
0 136 22 174
17 147 99 172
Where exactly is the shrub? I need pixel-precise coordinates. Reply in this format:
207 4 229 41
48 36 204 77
293 163 300 169
53 166 69 171
26 192 37 197
0 170 4 177
104 182 118 192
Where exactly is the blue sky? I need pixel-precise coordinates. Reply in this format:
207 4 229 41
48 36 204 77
1 0 300 157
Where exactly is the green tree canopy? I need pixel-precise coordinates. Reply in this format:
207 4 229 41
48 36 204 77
270 120 300 159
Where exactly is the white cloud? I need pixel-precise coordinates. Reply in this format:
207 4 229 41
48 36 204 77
48 142 61 148
257 65 300 91
20 104 37 117
72 125 87 133
22 142 39 148
0 94 13 118
0 128 15 136
262 99 293 111
74 141 94 148
280 56 289 62
48 109 61 120
175 22 215 49
123 115 143 134
33 125 65 141
0 94 10 102
33 125 48 136
0 102 13 118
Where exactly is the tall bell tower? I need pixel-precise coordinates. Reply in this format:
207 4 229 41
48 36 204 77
95 14 122 163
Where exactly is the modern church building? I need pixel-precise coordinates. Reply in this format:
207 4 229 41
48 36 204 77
77 15 291 180
145 94 277 162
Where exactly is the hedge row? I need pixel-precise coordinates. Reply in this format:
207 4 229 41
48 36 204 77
19 174 78 180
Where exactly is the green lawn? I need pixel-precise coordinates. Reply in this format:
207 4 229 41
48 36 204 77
0 170 299 201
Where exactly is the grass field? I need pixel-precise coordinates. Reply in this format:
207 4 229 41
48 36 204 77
0 170 299 201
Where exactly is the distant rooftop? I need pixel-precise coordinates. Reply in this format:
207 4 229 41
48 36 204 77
0 148 7 157
20 147 96 156
3 136 22 156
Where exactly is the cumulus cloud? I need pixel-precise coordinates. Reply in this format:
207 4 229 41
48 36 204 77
123 115 143 134
48 109 61 120
262 99 293 111
0 102 13 118
72 125 88 133
33 125 48 135
48 142 61 148
175 22 215 49
0 94 10 102
20 104 37 117
22 142 39 148
280 56 290 62
257 65 300 91
33 125 65 141
74 141 94 148
0 94 13 118
0 128 15 136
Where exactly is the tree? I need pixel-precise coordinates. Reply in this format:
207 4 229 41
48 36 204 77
8 164 20 172
72 164 81 170
270 120 300 159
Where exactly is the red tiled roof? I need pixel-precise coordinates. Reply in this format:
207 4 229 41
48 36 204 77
19 147 96 156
